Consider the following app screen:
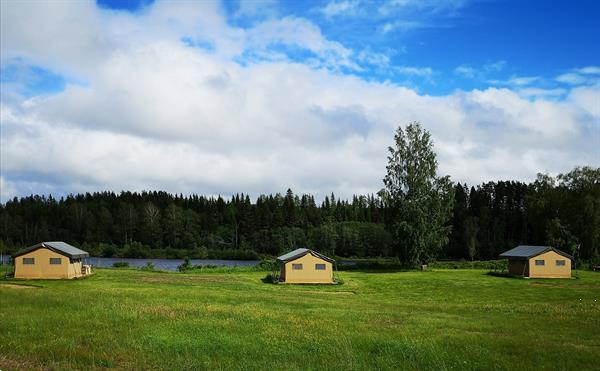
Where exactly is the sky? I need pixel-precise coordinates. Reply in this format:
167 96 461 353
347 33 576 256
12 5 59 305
0 0 599 203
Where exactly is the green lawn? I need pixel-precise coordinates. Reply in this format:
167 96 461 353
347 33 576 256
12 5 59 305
1 268 599 370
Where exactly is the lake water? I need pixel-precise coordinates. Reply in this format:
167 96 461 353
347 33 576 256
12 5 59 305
88 257 260 271
0 255 260 271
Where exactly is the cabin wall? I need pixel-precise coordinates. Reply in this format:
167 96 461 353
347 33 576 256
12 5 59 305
14 248 80 279
282 254 333 284
528 251 571 278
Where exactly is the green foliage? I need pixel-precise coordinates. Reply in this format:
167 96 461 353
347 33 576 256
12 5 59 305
464 216 478 261
0 166 598 262
112 262 129 268
546 217 579 256
177 257 192 272
141 262 155 271
2 269 599 369
383 122 455 265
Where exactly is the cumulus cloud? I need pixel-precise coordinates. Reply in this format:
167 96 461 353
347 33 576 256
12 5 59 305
0 0 598 203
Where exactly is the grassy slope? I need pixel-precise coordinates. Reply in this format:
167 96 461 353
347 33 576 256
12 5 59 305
1 269 599 370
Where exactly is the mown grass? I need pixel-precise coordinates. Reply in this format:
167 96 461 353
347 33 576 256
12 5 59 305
1 268 599 370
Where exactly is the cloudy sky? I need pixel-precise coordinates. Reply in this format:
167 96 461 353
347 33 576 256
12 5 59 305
1 0 598 202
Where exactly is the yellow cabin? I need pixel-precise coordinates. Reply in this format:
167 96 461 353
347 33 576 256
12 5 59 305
277 248 335 284
13 242 91 279
499 245 572 278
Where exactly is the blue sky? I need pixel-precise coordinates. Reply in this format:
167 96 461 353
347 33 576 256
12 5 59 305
94 0 600 95
5 0 599 97
0 0 598 202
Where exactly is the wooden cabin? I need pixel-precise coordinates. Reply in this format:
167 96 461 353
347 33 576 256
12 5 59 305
277 248 335 284
13 242 91 279
499 245 572 278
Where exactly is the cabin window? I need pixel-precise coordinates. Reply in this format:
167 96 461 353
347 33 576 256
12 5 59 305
292 263 303 270
535 259 545 266
50 258 62 265
23 257 35 265
556 260 566 266
315 264 326 270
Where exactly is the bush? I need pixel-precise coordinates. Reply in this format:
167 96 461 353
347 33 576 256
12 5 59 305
178 257 193 272
112 262 129 268
141 262 155 271
257 259 278 271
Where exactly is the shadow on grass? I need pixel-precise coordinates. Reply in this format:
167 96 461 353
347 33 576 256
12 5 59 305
261 273 278 284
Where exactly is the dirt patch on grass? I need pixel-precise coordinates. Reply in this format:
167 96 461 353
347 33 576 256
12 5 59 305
0 355 46 370
0 283 40 289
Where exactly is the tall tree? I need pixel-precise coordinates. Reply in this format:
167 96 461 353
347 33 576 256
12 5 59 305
382 122 455 265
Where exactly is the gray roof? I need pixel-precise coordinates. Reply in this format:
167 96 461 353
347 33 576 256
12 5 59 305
13 241 89 259
499 245 573 260
276 248 335 263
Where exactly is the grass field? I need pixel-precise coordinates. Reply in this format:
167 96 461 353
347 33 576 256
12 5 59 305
1 268 599 370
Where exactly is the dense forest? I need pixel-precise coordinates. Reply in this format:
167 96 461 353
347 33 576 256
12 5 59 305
1 166 598 263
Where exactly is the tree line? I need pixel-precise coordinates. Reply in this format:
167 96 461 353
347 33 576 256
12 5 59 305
0 166 597 262
1 121 598 264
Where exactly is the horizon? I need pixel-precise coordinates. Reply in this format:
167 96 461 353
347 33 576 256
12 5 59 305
1 0 599 203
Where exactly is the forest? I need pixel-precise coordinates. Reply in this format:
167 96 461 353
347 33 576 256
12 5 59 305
1 166 598 263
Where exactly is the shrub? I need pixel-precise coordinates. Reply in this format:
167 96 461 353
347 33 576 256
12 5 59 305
257 259 278 271
112 262 129 268
178 257 193 272
141 262 155 271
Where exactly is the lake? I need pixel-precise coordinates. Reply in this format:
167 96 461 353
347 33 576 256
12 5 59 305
88 257 261 271
1 255 260 271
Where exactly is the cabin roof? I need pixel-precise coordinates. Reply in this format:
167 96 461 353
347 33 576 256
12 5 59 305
13 241 89 259
276 248 335 264
499 245 573 260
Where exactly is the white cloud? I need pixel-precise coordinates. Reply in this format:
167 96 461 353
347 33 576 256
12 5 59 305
243 16 359 70
556 73 587 85
0 176 17 202
395 66 434 77
506 76 540 86
319 0 360 18
381 20 423 33
453 65 476 78
517 87 567 98
453 60 506 80
1 0 598 202
234 0 279 20
556 66 600 86
575 66 600 75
